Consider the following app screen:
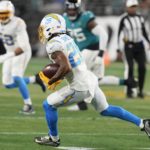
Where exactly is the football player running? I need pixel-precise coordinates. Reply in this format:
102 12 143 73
0 0 45 114
34 13 150 147
64 0 137 111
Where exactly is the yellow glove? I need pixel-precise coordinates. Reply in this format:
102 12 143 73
39 71 61 91
39 71 49 85
47 80 62 91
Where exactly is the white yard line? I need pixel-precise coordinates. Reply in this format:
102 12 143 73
133 148 150 150
0 116 120 121
57 146 99 150
0 132 147 150
0 131 144 137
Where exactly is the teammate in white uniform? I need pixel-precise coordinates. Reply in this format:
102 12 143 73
34 13 150 147
0 0 45 114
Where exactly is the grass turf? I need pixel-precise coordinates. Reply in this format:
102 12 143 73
0 57 150 150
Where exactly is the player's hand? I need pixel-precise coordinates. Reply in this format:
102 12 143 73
39 71 49 85
47 80 62 91
39 71 61 91
116 50 123 61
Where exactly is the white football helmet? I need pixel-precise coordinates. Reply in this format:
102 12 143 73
38 13 66 44
0 0 15 24
65 0 82 20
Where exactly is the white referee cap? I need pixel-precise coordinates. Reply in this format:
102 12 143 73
126 0 139 7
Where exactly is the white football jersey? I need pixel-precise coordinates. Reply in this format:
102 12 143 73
0 16 31 53
46 34 98 102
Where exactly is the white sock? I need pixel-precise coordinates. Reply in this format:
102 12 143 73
139 119 144 129
24 98 32 105
29 76 36 83
99 76 120 85
50 135 59 142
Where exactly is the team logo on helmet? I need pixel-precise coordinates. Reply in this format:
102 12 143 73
38 13 66 44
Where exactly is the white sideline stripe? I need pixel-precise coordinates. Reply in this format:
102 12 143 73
57 146 99 150
134 148 150 150
0 132 144 136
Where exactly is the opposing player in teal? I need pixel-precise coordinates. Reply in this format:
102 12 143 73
64 0 137 111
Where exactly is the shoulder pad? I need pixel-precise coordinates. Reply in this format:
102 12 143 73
46 40 63 54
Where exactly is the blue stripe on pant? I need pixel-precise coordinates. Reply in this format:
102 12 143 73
101 105 141 126
43 100 58 136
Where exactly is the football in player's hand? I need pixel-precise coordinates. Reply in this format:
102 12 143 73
42 63 59 79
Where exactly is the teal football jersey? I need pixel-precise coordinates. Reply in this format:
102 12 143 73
64 11 99 51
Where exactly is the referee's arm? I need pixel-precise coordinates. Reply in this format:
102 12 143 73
141 16 150 46
117 17 124 52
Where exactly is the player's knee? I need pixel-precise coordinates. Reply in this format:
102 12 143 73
4 82 15 89
13 76 22 84
43 100 56 112
43 100 49 110
4 84 12 89
2 78 13 88
100 105 111 116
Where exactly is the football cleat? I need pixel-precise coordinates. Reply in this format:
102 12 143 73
35 74 46 92
19 104 35 115
138 92 144 98
125 79 138 88
34 135 60 147
141 119 150 138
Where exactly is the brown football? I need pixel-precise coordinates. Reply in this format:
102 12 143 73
42 63 59 79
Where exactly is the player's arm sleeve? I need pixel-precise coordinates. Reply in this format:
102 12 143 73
16 19 31 52
91 25 108 53
117 17 124 51
46 41 71 85
84 11 95 27
141 16 150 44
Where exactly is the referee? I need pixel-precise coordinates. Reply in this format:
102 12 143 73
117 0 150 98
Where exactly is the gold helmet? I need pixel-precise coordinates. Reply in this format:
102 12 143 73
0 0 15 24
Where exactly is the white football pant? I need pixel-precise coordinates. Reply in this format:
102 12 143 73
81 49 120 85
47 85 109 112
81 49 104 78
2 51 31 85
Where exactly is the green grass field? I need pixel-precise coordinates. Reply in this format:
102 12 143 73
0 58 150 150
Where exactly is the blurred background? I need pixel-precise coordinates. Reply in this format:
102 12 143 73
7 0 150 59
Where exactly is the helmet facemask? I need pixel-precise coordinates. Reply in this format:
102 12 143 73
0 1 15 24
0 11 12 23
65 0 82 21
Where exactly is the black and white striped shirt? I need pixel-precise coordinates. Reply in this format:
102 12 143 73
118 13 150 44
